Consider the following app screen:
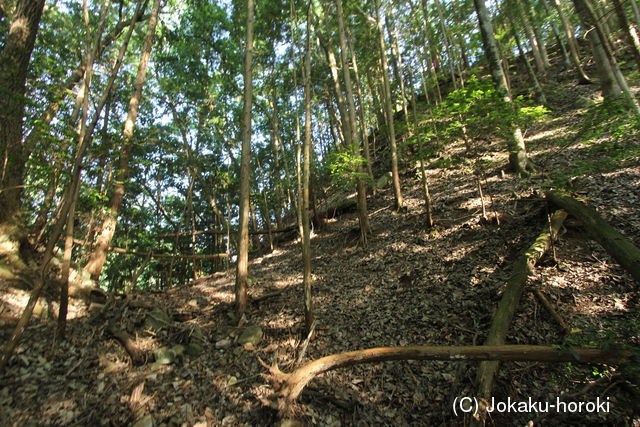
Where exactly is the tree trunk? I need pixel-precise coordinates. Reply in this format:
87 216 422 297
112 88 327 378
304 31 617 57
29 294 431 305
301 3 314 335
434 0 463 88
510 18 547 104
375 1 403 210
549 0 591 83
235 0 255 321
523 0 551 70
473 0 536 175
572 0 640 112
0 0 46 268
612 0 640 70
336 0 370 246
540 0 572 69
59 0 111 338
513 0 546 73
84 0 161 281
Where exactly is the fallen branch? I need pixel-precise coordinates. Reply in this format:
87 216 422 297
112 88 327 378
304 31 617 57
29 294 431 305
534 289 571 335
263 344 632 415
475 209 568 418
73 239 229 259
546 191 640 283
251 289 286 303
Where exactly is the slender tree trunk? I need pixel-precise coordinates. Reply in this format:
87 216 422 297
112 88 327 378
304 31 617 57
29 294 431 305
302 3 314 335
473 0 536 175
375 1 403 210
385 14 410 117
612 0 640 70
234 0 255 321
550 0 591 83
347 30 374 184
434 0 462 88
336 0 370 246
59 0 111 337
513 0 546 73
84 0 161 280
510 18 547 104
523 0 551 69
407 66 434 228
417 0 443 103
573 0 640 112
320 37 350 148
540 0 572 69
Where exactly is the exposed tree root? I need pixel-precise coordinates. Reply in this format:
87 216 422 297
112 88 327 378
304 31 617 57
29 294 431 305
108 325 145 365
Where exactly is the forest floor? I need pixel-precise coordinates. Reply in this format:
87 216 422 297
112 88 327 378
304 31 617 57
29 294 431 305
2 65 640 426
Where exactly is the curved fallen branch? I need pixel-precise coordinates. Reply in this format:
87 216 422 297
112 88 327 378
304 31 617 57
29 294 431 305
546 191 640 283
263 344 632 415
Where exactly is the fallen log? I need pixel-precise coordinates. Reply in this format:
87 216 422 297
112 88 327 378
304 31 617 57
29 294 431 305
475 209 567 417
546 190 640 283
157 225 296 239
263 344 632 415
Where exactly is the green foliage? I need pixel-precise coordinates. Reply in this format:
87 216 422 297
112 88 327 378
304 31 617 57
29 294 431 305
326 143 371 189
561 317 640 378
434 75 548 144
578 97 640 144
546 99 640 188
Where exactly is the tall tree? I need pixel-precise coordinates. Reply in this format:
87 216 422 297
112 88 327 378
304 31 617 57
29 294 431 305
372 0 404 210
301 1 314 334
0 0 46 265
336 0 371 246
235 0 255 321
572 0 639 112
549 0 591 83
473 0 536 174
84 0 162 280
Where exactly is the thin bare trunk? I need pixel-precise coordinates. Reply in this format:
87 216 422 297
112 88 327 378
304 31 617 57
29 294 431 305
234 0 255 321
474 0 536 175
374 1 403 209
336 0 370 246
550 0 591 83
84 0 161 280
302 3 314 334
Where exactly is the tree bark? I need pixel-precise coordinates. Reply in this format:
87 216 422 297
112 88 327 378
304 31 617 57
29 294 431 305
612 0 640 70
374 1 403 210
0 0 46 264
549 0 592 83
572 0 640 112
235 0 255 321
510 17 547 104
84 0 162 281
301 3 314 334
336 0 370 246
546 191 640 283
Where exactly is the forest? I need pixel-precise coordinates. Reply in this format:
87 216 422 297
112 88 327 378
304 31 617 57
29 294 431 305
0 0 639 424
